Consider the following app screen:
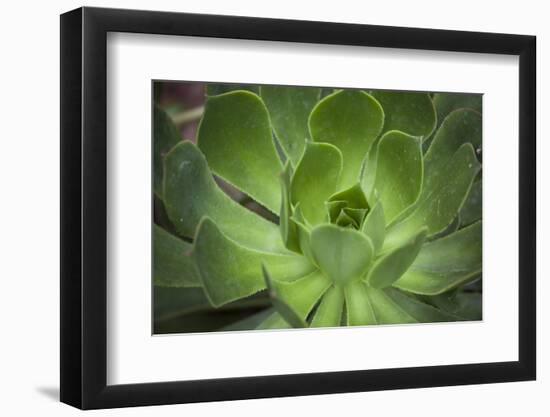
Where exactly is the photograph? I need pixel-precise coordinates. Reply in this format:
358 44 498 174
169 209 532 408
152 82 483 334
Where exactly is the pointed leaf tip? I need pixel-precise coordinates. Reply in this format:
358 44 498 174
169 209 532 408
367 227 428 289
310 225 374 286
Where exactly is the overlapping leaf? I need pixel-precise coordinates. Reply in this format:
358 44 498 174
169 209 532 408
163 141 287 253
309 90 384 189
394 221 482 295
193 217 314 307
261 86 321 165
197 91 283 213
154 86 482 333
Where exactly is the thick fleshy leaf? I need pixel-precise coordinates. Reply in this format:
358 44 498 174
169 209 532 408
335 210 357 228
154 287 271 333
384 288 458 322
264 267 331 327
345 281 377 326
153 286 210 322
394 221 482 295
260 86 321 165
370 91 436 138
433 92 482 129
326 200 348 223
372 131 423 223
311 286 345 327
343 207 367 227
163 141 287 252
361 147 378 197
206 83 259 96
263 266 305 327
367 228 427 289
256 312 292 330
153 225 200 287
428 291 482 321
291 142 343 224
279 162 300 252
309 90 384 189
197 90 282 213
328 183 369 209
291 204 316 264
311 225 374 286
153 105 182 197
383 143 481 251
366 287 417 324
154 194 177 235
221 308 275 332
193 217 314 307
428 213 460 242
460 179 482 227
424 109 482 192
361 202 385 253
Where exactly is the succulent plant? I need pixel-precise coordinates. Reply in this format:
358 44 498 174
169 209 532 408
153 85 482 333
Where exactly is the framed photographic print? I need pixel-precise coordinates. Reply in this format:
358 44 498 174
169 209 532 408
60 6 536 409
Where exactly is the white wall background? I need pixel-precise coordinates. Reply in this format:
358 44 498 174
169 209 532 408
0 0 545 415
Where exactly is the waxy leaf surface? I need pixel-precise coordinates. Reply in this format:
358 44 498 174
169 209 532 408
163 141 287 253
197 91 283 213
309 91 384 189
193 218 314 306
291 142 343 225
153 224 200 287
310 225 374 286
261 86 321 165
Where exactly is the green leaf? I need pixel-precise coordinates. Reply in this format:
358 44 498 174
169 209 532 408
367 228 427 289
197 90 283 213
291 142 343 225
193 217 314 307
290 204 316 265
384 288 459 322
361 146 378 197
433 92 482 129
372 131 423 223
326 200 348 223
163 141 287 253
343 207 367 227
309 90 384 189
279 162 301 252
153 105 182 197
260 86 321 165
460 179 482 227
153 286 210 321
311 286 345 328
428 212 460 241
426 290 482 321
345 281 377 326
383 143 481 251
206 83 259 96
221 308 275 332
365 287 417 324
361 202 385 253
264 267 331 327
154 287 271 333
370 91 436 138
424 109 482 192
310 225 374 286
335 210 358 228
153 225 200 287
154 194 177 235
256 312 292 330
394 221 482 295
328 182 369 209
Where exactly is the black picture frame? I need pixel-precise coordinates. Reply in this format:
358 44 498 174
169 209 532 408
60 6 536 410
